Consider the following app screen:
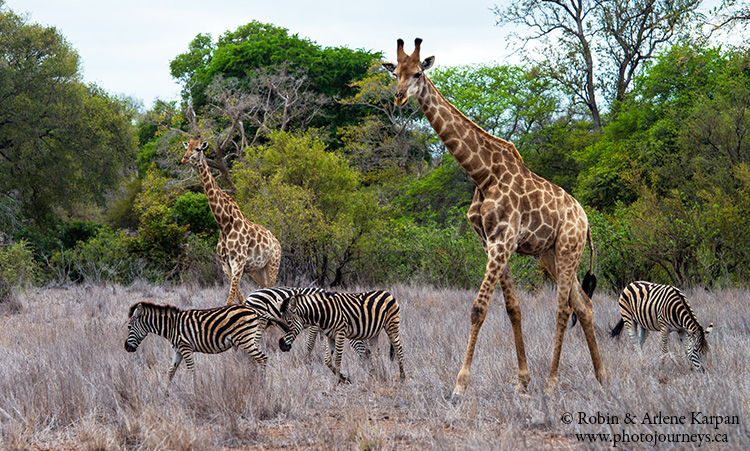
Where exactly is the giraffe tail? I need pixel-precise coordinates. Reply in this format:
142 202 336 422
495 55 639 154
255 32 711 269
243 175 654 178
611 319 624 338
569 226 597 329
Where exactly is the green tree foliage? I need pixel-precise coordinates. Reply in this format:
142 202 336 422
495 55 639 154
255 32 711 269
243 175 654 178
233 130 381 286
430 64 559 142
495 0 702 128
338 62 432 176
170 21 378 119
0 8 137 228
172 191 219 238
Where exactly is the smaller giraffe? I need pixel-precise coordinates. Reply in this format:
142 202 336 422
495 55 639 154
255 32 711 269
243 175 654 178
182 136 281 305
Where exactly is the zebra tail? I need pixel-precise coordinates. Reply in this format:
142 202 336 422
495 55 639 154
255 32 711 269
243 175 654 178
389 343 395 361
611 319 624 338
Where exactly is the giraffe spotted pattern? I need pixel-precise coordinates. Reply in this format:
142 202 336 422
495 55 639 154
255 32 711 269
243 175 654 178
384 38 604 397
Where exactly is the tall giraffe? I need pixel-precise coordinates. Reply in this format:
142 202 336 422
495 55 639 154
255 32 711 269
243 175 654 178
181 136 281 305
384 39 605 397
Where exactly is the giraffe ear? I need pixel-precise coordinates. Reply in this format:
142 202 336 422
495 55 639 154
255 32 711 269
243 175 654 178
199 142 208 151
182 142 190 149
383 62 396 74
421 56 435 71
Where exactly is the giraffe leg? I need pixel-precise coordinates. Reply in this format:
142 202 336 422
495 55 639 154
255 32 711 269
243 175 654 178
227 261 245 305
544 275 574 393
575 281 605 384
542 251 605 393
452 245 510 399
498 265 530 392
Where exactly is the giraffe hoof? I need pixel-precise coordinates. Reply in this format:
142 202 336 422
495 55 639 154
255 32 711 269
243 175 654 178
515 382 530 396
449 391 463 404
543 378 558 395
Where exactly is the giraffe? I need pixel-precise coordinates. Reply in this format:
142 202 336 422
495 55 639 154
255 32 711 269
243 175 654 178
181 136 281 305
384 38 605 397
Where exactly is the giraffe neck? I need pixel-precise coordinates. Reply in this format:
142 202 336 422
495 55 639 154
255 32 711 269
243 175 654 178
196 154 242 233
415 76 525 188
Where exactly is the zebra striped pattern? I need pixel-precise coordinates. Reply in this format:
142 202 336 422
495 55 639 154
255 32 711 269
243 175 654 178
244 287 369 359
611 281 713 371
277 290 406 383
125 301 288 381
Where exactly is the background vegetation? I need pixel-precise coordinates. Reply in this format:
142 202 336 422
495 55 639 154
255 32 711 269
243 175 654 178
1 3 749 295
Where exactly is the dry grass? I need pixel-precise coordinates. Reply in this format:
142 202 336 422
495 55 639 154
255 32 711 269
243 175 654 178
0 281 748 450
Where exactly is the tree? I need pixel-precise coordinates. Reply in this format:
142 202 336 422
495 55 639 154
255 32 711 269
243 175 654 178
598 0 702 103
707 0 750 38
170 21 379 122
494 0 702 128
232 130 382 287
338 61 431 173
430 63 559 142
0 6 137 228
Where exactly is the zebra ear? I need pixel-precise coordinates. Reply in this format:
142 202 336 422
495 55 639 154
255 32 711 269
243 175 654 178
280 296 294 314
705 323 713 335
128 303 143 319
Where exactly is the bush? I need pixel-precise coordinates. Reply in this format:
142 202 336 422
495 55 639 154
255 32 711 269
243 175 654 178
0 239 41 287
172 191 219 237
49 228 140 285
128 205 188 280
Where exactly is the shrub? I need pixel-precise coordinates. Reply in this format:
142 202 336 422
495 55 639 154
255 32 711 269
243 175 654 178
0 239 41 287
172 191 219 237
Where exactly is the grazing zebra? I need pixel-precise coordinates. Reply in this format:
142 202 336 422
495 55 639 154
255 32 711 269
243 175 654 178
124 301 289 381
275 290 406 383
610 281 713 371
244 287 369 359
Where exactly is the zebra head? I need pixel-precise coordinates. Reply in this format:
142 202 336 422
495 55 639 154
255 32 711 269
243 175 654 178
278 295 304 352
685 323 713 372
243 295 292 333
124 303 149 353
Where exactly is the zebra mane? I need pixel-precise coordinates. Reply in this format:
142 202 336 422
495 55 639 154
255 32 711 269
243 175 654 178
129 301 181 318
674 289 704 333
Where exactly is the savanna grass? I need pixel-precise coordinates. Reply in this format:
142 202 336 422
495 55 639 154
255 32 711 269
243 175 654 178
0 282 747 449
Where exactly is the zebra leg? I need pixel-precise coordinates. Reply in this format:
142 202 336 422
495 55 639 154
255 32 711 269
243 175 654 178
167 348 183 382
660 328 671 355
235 332 269 365
324 331 349 384
305 327 319 359
351 339 371 361
624 318 641 354
385 321 406 382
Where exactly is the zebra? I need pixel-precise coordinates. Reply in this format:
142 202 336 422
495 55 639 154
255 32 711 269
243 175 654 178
273 289 406 383
244 287 369 359
124 301 289 381
610 281 713 371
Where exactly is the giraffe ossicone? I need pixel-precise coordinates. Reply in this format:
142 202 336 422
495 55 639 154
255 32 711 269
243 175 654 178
384 38 605 397
181 136 281 305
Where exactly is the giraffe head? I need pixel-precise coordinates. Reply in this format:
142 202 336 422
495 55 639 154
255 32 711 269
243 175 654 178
382 38 435 106
181 136 208 165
